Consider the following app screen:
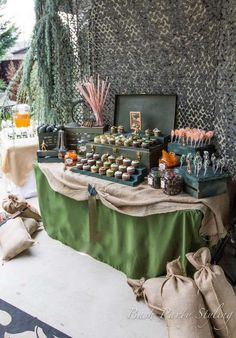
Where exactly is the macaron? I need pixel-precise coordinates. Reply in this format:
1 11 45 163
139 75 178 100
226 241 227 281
114 171 122 179
91 165 99 173
122 173 130 181
106 169 114 177
127 166 135 175
83 164 91 171
99 167 106 175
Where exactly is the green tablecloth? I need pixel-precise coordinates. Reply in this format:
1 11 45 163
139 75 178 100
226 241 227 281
34 164 206 278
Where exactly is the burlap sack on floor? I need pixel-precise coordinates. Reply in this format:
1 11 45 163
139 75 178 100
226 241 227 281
2 194 41 222
22 218 41 235
0 217 34 261
127 277 165 315
187 247 236 338
161 258 214 338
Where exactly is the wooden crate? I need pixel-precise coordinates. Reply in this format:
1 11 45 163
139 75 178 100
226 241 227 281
179 166 228 198
37 150 64 163
70 167 147 187
167 142 215 156
38 132 58 150
86 142 163 171
65 126 107 150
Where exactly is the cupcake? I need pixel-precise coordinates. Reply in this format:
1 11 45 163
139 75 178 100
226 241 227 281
124 139 131 147
83 164 91 171
99 167 106 175
145 129 153 137
80 158 88 164
122 173 130 181
108 138 115 145
93 153 100 160
153 128 161 137
86 152 93 159
101 153 109 162
127 166 135 175
101 137 108 144
141 142 150 149
96 160 103 167
91 165 99 173
115 139 123 146
88 159 96 166
77 163 83 170
106 169 114 177
118 165 127 173
114 170 122 179
117 125 124 134
116 156 124 166
131 160 140 168
123 158 131 167
111 126 117 134
108 155 116 164
110 163 119 172
94 136 101 144
104 161 111 169
132 140 140 148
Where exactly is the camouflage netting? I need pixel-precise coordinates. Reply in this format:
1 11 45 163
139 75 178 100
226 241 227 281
20 0 236 177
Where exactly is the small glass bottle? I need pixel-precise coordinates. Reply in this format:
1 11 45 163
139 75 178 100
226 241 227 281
148 167 161 189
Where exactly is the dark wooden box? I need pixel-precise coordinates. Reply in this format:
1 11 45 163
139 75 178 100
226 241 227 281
38 132 58 150
65 126 107 150
86 142 163 171
167 142 215 156
37 150 63 163
179 166 228 198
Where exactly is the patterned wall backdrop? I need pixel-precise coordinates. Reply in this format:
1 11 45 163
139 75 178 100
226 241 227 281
87 0 235 177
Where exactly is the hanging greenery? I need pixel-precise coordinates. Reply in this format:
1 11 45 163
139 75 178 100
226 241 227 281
18 0 79 124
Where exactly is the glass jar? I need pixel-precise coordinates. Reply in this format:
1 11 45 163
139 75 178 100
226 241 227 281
12 104 31 128
148 167 161 189
161 169 183 195
64 150 78 167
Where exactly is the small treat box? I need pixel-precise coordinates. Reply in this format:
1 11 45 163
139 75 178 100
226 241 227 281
37 150 64 163
70 166 147 187
38 131 59 150
179 166 228 198
167 142 215 157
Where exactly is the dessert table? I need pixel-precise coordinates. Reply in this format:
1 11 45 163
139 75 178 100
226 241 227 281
0 133 38 198
34 162 229 278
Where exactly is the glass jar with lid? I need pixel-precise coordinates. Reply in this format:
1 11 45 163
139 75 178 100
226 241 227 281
12 104 31 128
148 167 161 189
161 169 183 195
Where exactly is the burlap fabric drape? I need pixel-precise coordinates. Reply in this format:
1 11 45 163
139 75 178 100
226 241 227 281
38 163 229 245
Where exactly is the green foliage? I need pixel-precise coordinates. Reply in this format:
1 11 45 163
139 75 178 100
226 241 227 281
0 78 6 89
0 0 19 59
21 0 77 124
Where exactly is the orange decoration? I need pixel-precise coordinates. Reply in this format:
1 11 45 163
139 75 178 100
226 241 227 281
159 150 178 168
64 150 78 167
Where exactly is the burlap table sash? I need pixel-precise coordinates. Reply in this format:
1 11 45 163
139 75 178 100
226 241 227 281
38 163 229 245
1 137 38 186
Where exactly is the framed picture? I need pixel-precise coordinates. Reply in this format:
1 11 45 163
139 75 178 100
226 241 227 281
130 111 142 130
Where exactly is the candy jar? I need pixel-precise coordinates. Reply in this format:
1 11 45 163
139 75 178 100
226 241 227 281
64 150 78 167
161 169 183 195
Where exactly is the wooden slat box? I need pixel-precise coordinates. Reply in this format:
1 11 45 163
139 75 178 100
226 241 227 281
37 150 63 163
167 142 215 156
179 166 228 198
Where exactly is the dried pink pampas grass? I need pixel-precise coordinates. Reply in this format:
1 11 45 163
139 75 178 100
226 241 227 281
76 74 110 127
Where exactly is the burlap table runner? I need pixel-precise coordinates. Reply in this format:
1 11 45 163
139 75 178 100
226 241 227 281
38 163 229 245
1 137 38 186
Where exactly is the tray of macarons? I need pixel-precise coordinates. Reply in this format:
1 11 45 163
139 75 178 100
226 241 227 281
70 152 147 186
